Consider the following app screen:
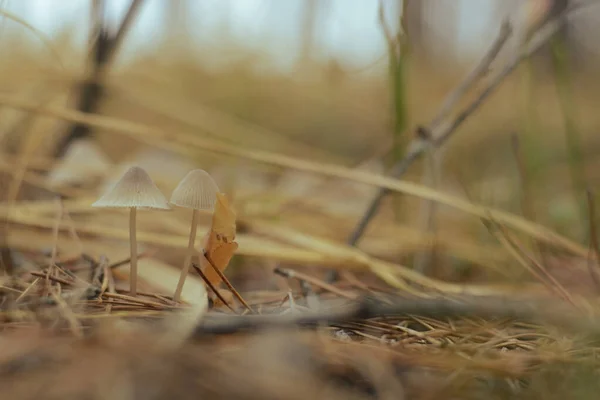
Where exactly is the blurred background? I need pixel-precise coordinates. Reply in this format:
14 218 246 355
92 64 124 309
1 4 600 398
0 0 600 288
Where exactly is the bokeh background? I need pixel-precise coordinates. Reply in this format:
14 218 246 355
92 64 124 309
0 0 599 288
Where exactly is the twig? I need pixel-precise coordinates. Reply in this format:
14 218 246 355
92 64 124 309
102 292 174 310
108 250 154 269
412 17 507 273
345 4 586 252
30 271 72 286
191 263 236 313
344 21 513 250
493 221 578 308
201 252 254 314
0 10 65 69
101 0 144 80
472 203 574 306
274 267 357 300
192 296 591 336
330 18 512 282
15 277 40 304
434 20 512 129
486 223 550 287
53 0 145 158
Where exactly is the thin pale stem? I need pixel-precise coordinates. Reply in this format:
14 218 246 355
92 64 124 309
173 209 199 302
129 207 137 296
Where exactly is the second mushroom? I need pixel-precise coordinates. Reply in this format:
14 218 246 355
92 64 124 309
170 169 220 302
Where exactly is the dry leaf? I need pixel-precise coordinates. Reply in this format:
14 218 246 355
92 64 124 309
202 192 238 284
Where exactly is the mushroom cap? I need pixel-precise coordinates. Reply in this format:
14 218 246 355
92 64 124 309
170 169 220 211
92 166 171 210
101 147 198 195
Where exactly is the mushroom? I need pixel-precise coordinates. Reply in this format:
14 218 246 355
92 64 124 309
92 166 171 296
170 169 219 302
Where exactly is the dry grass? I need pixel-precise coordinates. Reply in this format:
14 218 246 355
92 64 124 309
0 8 599 398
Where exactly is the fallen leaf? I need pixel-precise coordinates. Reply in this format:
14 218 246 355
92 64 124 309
202 193 238 285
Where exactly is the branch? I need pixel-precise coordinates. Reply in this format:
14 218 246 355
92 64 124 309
346 3 584 249
192 295 593 336
414 20 511 274
431 20 512 129
53 0 146 159
100 0 145 80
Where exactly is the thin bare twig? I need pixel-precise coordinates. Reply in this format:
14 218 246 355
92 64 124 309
101 0 144 79
53 0 145 158
345 3 586 253
15 277 40 303
434 21 512 128
31 271 72 286
108 250 155 269
413 20 512 274
193 296 591 336
345 21 513 249
274 267 358 300
493 221 578 308
102 292 173 309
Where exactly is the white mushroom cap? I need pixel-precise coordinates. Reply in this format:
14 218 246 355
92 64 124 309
101 146 198 194
170 169 220 211
92 166 171 210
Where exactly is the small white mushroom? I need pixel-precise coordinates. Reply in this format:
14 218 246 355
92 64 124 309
92 166 171 296
169 169 219 302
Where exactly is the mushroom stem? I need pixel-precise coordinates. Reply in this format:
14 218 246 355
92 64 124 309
173 209 199 302
129 207 138 296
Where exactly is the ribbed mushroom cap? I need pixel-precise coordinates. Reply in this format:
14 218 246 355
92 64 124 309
170 169 220 211
101 147 198 194
92 166 171 210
